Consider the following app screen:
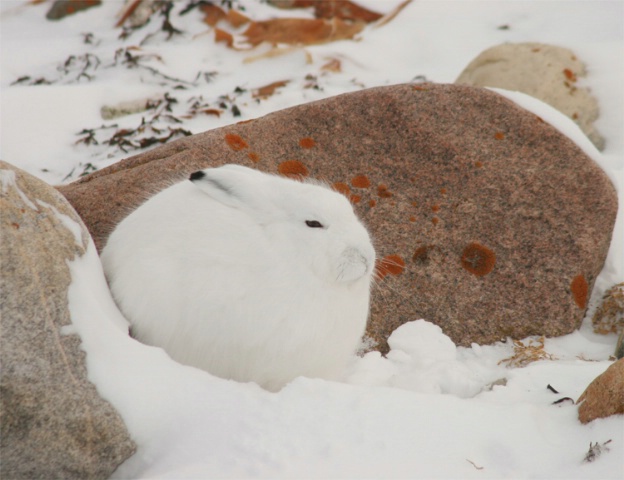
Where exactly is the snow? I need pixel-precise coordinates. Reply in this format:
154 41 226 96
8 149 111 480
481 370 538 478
2 0 623 478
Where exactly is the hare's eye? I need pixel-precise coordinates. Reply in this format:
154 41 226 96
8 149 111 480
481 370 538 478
305 220 324 228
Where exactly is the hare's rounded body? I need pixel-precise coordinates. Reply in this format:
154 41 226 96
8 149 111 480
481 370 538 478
101 164 375 391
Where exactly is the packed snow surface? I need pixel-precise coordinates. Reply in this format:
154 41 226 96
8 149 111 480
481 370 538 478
1 1 623 478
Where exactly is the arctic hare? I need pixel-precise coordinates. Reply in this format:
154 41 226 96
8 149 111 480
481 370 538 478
101 164 376 391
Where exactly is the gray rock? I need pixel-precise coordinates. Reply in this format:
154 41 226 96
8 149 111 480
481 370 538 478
455 42 605 150
592 282 624 335
591 281 624 359
616 332 624 360
58 83 618 351
0 161 135 479
46 0 102 20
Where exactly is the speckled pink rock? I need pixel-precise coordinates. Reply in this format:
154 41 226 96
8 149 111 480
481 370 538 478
577 359 624 424
59 83 618 351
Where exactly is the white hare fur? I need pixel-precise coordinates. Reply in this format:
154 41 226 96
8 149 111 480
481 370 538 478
100 164 376 391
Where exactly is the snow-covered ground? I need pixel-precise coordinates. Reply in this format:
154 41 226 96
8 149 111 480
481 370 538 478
2 1 623 478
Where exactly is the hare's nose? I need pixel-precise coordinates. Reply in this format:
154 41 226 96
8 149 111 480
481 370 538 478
337 247 370 283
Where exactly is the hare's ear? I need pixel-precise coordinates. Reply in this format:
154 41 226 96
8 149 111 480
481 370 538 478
189 165 270 211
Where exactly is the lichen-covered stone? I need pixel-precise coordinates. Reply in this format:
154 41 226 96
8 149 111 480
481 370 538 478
0 161 135 479
592 282 624 335
577 359 624 424
58 83 618 350
455 42 605 150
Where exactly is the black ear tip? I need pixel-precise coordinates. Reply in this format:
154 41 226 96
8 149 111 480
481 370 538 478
189 171 206 181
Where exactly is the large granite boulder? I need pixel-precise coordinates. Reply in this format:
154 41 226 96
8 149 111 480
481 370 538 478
58 83 618 350
455 42 605 150
0 161 136 479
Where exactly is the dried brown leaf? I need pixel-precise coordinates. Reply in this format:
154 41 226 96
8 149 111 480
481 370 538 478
270 0 382 23
321 58 342 72
200 108 222 117
202 3 226 27
374 0 413 28
242 17 364 47
310 0 382 23
214 28 234 47
115 0 143 28
226 8 250 28
498 336 557 368
252 80 290 99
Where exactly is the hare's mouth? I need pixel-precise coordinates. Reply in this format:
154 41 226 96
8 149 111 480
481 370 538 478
336 247 372 283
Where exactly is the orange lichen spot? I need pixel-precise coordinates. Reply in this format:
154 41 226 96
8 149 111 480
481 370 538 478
409 216 416 222
332 182 351 196
377 184 392 198
431 205 440 213
475 161 483 168
563 68 577 82
431 217 439 225
237 119 254 125
369 199 377 208
411 201 418 207
494 131 505 140
248 152 260 162
412 85 429 91
225 133 248 151
571 274 589 309
413 245 435 264
299 137 316 149
350 194 362 204
375 254 406 280
440 188 447 195
351 174 371 189
278 160 309 178
461 242 496 277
